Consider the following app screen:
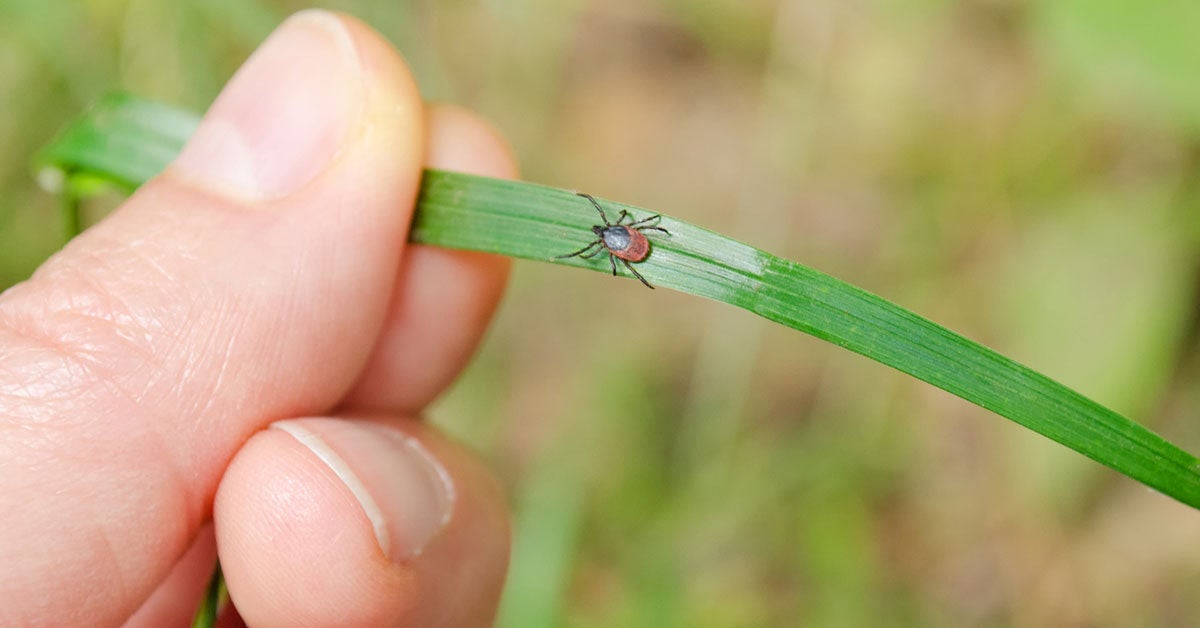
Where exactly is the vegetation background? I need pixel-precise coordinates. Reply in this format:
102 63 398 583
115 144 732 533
3 1 1199 626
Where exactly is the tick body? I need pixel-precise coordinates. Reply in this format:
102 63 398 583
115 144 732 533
556 193 670 289
598 224 649 262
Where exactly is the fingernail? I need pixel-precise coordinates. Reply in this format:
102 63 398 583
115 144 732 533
173 10 363 200
272 419 456 562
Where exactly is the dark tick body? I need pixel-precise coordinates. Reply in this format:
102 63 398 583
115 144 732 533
556 193 671 289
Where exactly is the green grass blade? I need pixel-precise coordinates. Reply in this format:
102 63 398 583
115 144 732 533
190 562 224 628
35 92 199 194
35 93 1200 508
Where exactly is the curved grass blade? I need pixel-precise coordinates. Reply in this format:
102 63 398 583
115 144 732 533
36 93 1200 508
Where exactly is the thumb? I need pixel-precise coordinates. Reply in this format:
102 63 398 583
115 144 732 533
0 11 422 626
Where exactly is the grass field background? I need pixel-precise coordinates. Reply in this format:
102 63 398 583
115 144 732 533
2 1 1199 626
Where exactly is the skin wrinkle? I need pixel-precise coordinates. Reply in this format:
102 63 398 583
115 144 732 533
12 232 267 515
61 278 237 516
124 239 188 292
56 292 163 369
0 329 121 440
60 188 214 282
163 243 279 429
17 256 184 376
73 226 193 307
0 344 93 411
185 307 241 427
0 280 207 583
1 279 172 427
82 198 343 500
0 323 192 506
172 289 240 404
0 362 75 480
151 297 260 513
26 190 239 378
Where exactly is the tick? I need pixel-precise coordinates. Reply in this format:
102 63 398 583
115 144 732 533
556 192 671 289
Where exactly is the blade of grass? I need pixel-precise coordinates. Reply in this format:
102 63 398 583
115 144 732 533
35 93 1200 509
35 92 199 194
190 561 224 628
496 444 588 628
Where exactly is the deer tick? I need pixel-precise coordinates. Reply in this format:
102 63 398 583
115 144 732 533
556 192 670 289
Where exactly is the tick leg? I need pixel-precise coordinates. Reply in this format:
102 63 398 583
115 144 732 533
622 259 654 289
609 253 618 276
630 214 662 227
581 245 607 259
555 239 602 259
639 226 671 236
577 192 611 226
616 210 633 225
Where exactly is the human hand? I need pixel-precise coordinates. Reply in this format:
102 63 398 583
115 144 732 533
0 11 512 627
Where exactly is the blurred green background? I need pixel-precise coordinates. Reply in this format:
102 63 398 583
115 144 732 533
4 1 1200 626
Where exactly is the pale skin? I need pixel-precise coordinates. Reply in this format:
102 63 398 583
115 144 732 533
0 11 512 627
